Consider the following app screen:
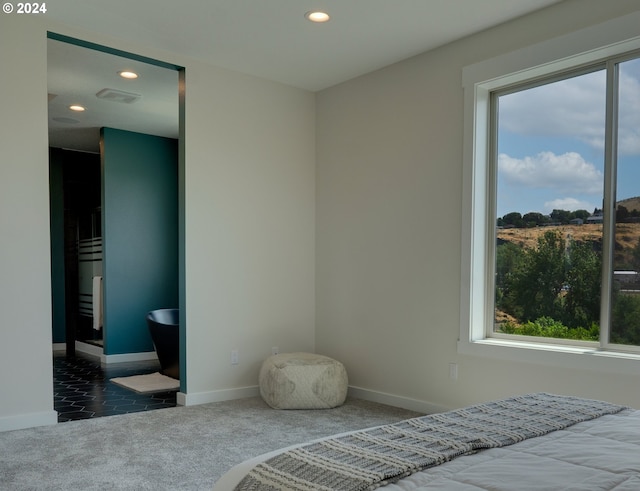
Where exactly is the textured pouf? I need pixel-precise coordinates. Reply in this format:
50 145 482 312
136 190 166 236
259 352 348 409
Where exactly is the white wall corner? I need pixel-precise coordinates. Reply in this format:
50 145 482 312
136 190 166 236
0 410 58 433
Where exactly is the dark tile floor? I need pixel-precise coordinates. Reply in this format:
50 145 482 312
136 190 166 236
53 352 177 422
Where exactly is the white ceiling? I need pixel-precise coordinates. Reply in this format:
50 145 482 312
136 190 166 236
47 0 564 152
48 39 179 152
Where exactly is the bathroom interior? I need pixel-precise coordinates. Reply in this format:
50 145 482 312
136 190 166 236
48 35 182 421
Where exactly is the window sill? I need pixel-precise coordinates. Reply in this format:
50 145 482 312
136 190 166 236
457 337 640 376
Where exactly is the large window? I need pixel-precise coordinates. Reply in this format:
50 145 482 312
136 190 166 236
460 14 640 368
494 68 606 345
492 56 640 351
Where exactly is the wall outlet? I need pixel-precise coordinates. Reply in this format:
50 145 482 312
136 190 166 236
449 362 458 380
231 349 239 365
272 346 279 355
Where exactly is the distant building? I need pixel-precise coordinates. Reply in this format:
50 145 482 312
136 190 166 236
587 212 603 224
569 218 584 225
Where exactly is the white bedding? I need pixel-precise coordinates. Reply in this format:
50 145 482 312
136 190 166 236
214 404 640 491
384 408 640 490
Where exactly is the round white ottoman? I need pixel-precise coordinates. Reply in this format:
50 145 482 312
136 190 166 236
259 352 348 409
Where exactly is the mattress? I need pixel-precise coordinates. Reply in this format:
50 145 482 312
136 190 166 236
213 394 640 491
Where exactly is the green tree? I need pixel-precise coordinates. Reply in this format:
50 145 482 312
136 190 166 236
502 212 524 228
563 240 601 328
616 205 630 222
611 291 640 345
571 209 590 221
508 231 566 322
496 231 603 336
550 209 571 224
495 241 525 313
522 212 548 227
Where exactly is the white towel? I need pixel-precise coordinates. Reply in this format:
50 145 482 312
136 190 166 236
92 275 103 330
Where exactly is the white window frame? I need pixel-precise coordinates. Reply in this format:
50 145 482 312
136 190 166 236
459 12 640 376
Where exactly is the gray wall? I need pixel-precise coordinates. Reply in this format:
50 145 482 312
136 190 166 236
0 15 315 431
6 1 637 432
315 1 640 411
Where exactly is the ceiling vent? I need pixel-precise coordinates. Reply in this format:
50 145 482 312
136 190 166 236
96 88 142 104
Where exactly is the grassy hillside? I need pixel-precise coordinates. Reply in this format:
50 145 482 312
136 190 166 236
497 224 602 250
497 222 640 269
617 196 640 212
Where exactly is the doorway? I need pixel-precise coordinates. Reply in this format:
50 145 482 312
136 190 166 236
47 34 184 420
50 147 102 352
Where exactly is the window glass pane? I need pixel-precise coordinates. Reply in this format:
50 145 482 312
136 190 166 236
610 57 640 346
494 70 606 342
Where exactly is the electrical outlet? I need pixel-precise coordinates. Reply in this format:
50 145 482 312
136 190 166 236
449 362 458 380
231 349 239 365
272 346 279 355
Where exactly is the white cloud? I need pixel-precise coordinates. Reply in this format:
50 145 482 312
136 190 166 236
543 197 595 213
618 61 640 156
499 64 640 156
499 71 605 145
498 151 603 194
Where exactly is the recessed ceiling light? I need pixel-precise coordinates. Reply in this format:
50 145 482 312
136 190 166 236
305 11 330 23
118 70 138 79
69 105 85 112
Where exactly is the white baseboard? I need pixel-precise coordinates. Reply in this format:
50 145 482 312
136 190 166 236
73 341 158 365
75 341 103 359
101 351 158 364
52 343 66 352
0 410 58 433
175 384 450 415
177 386 260 407
347 386 451 414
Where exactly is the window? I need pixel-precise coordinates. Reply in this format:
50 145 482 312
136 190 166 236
493 57 640 350
611 57 640 347
460 13 640 371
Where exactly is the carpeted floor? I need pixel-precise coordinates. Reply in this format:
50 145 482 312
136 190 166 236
0 396 421 490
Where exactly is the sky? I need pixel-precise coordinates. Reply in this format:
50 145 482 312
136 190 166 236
496 57 640 219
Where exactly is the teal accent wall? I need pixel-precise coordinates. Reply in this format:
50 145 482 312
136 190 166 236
49 152 66 344
101 128 178 355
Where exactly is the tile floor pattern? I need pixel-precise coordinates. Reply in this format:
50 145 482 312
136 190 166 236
53 352 177 422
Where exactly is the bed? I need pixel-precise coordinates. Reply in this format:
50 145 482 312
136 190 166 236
213 393 640 490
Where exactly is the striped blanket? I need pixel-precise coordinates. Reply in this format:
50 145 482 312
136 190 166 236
234 393 626 491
